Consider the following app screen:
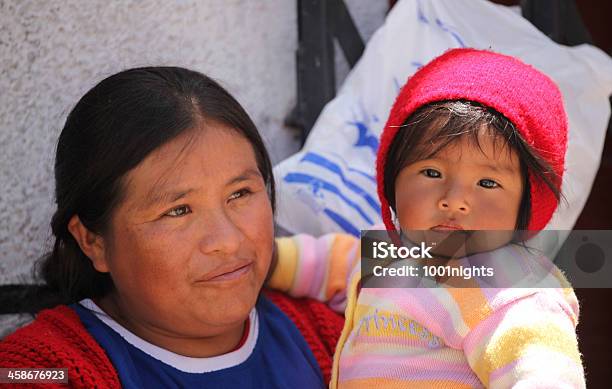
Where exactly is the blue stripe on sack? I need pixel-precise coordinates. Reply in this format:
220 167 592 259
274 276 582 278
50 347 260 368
351 120 379 155
416 0 465 47
283 172 374 225
300 152 380 213
323 208 360 236
435 18 466 47
346 166 376 183
417 0 429 23
327 151 377 184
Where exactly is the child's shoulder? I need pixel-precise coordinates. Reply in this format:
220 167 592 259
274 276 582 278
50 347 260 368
454 243 577 307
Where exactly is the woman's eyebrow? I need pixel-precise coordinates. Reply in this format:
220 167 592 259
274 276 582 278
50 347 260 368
226 168 262 186
139 169 262 210
141 188 196 210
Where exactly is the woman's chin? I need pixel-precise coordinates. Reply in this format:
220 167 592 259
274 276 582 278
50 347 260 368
193 285 261 326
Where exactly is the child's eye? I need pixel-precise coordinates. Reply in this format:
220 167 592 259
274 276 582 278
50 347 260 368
421 168 442 178
478 179 500 189
165 205 191 217
228 188 252 202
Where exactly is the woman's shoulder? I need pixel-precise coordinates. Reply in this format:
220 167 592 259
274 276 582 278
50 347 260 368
264 289 344 331
1 305 85 358
262 289 344 384
0 305 121 388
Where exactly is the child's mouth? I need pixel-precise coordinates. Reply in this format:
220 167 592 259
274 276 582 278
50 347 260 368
431 224 464 231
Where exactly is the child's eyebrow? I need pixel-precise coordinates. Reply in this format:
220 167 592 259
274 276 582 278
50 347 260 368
475 162 518 174
420 156 518 174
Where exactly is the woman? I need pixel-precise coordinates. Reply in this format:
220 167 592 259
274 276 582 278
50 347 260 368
0 67 343 388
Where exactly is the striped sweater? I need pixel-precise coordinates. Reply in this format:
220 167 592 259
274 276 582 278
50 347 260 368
269 233 585 388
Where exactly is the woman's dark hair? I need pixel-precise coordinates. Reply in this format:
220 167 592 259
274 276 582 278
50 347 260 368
39 67 275 305
383 100 562 231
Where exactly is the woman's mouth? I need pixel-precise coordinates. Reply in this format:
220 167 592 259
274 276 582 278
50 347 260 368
198 262 253 283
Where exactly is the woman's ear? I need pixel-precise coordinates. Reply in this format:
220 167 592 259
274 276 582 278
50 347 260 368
67 215 110 273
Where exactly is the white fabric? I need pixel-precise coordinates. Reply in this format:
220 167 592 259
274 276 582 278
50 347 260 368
79 299 258 373
273 0 612 237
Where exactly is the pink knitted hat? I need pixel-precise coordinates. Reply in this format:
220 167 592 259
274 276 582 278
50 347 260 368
376 48 567 232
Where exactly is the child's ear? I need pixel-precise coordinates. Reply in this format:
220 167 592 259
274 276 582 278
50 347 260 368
67 215 110 273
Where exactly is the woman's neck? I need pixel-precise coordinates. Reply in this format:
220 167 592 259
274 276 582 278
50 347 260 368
93 294 247 358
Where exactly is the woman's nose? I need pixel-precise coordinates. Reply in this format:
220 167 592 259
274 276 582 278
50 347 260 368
438 185 470 215
198 210 244 255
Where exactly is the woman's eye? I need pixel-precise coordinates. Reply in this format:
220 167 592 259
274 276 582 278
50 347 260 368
421 168 441 178
165 205 191 217
228 188 252 201
478 179 499 189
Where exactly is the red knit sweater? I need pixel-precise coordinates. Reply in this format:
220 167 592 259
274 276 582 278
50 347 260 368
0 290 344 388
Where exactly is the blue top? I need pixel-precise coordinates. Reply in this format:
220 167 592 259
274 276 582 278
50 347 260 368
71 295 324 389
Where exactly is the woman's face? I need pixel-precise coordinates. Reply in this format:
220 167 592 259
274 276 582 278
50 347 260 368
98 121 273 339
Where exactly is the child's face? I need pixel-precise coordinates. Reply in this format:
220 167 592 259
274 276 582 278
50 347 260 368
394 129 523 234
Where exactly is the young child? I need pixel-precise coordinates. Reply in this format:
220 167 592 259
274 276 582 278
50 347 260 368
269 49 585 388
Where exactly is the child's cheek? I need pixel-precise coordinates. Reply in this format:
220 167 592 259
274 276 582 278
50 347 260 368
396 181 441 230
398 176 438 204
475 194 519 230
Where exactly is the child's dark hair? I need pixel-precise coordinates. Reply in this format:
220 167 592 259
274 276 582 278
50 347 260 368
383 100 562 230
38 66 275 305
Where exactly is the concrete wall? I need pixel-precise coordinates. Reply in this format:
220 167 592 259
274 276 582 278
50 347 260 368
0 0 386 334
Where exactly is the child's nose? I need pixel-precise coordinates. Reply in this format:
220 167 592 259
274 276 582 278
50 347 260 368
438 187 470 215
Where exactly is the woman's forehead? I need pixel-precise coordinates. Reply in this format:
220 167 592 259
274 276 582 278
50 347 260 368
122 123 259 198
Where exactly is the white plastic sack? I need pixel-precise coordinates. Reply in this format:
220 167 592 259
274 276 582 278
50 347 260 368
274 0 612 236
